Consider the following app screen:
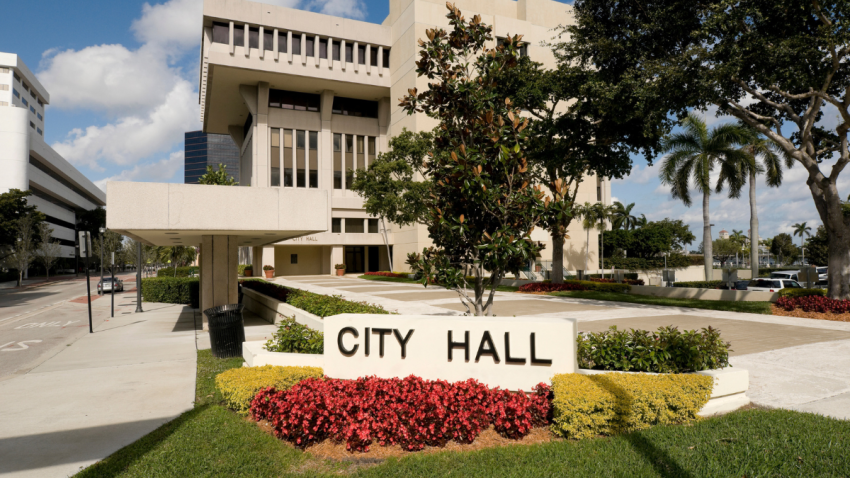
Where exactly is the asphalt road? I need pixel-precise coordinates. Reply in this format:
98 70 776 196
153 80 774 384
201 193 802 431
0 273 138 380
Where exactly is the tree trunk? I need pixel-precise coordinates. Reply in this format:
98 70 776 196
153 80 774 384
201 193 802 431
812 181 850 300
551 233 565 284
600 221 604 279
703 192 713 282
17 270 23 288
584 227 589 274
750 170 759 279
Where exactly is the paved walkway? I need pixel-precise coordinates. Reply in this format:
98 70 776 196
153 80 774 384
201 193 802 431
274 274 850 420
0 300 197 478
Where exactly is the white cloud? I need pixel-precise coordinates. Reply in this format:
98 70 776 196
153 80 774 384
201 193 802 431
309 0 367 19
617 161 661 185
94 151 184 191
52 80 199 169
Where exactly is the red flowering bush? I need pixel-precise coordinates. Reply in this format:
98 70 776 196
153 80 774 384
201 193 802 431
250 375 551 452
588 278 645 286
519 282 588 292
776 295 850 314
364 271 410 278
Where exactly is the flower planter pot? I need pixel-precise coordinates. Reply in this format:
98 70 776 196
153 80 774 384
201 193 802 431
264 270 274 278
336 269 345 276
244 270 253 277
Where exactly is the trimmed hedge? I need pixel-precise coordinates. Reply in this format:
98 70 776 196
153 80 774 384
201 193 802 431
775 295 850 314
777 288 826 298
238 264 252 275
577 325 731 373
156 266 198 278
264 316 324 354
603 254 703 270
240 279 391 317
550 373 713 439
519 280 631 294
673 280 725 289
587 273 639 280
215 365 323 416
141 277 199 308
364 271 409 278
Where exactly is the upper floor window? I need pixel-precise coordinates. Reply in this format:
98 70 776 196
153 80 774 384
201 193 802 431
212 22 229 44
0 67 9 73
13 88 19 98
319 39 328 59
37 127 42 136
345 42 353 63
0 84 8 91
249 27 260 49
332 97 378 118
37 112 42 121
292 34 301 55
263 30 274 52
357 44 366 65
370 47 378 67
30 106 35 114
22 97 28 107
383 48 390 68
269 89 320 112
30 121 35 129
305 36 314 57
30 90 36 99
332 40 341 61
13 73 21 82
233 24 245 47
368 218 379 233
332 218 341 233
278 31 287 53
37 99 43 107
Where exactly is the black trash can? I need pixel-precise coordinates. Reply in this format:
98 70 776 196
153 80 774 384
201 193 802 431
205 304 246 358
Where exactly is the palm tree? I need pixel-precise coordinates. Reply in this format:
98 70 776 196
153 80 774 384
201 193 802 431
611 202 638 230
792 222 812 265
659 113 750 282
761 238 773 268
729 126 791 278
579 202 614 277
730 229 747 266
634 214 648 229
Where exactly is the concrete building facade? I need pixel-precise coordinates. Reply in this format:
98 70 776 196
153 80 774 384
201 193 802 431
196 0 610 277
0 53 106 260
184 131 242 184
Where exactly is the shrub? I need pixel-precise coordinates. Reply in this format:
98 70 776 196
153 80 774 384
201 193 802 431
587 273 639 280
263 265 274 271
577 325 731 373
240 279 391 317
264 316 324 354
550 373 713 439
588 277 645 286
238 264 253 275
520 280 630 293
673 280 726 289
251 375 551 452
156 266 197 278
776 295 850 314
216 365 323 415
777 288 826 298
141 277 199 308
335 264 346 270
603 254 703 270
364 271 409 278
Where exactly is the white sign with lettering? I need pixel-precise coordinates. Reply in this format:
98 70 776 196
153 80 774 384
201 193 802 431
324 314 577 391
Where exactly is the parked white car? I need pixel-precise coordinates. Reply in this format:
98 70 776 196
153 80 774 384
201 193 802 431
747 278 804 292
770 271 799 281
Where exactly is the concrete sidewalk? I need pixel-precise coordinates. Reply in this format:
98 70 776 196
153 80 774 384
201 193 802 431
0 302 197 478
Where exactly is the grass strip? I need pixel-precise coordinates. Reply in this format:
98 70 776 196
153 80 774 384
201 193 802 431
357 274 420 284
547 290 774 315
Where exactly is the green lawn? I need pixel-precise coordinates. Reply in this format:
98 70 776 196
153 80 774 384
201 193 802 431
547 290 774 315
358 274 420 284
78 350 850 477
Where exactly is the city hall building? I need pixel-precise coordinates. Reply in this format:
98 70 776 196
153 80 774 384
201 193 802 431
0 52 106 262
197 0 609 276
109 0 609 314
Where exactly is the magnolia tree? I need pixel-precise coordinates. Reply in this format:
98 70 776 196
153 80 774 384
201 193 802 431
400 4 547 315
565 0 850 298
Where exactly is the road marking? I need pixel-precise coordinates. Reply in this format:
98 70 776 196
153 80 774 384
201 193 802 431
0 301 70 325
14 320 80 329
0 340 43 351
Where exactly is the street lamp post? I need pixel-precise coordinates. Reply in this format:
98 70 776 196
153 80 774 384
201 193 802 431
98 227 105 295
135 241 144 313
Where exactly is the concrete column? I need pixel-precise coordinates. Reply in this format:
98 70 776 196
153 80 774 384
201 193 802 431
259 26 265 59
366 44 371 74
331 246 344 274
251 246 263 277
377 46 383 76
0 107 30 193
263 246 276 274
320 91 334 193
354 42 359 72
314 35 320 67
244 24 250 57
301 33 307 65
378 98 391 154
273 28 279 61
328 37 334 70
200 235 239 330
229 21 235 55
256 82 270 188
341 40 346 71
287 31 293 63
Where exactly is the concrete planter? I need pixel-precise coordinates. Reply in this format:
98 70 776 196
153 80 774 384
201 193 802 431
336 269 345 276
241 287 324 331
244 269 253 277
578 367 749 416
243 340 325 367
264 270 274 278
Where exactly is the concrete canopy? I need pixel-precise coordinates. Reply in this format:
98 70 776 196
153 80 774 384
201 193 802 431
106 182 328 246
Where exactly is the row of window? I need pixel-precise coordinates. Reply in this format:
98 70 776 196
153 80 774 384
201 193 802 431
10 70 44 106
267 89 378 118
270 128 319 188
331 218 380 234
212 22 390 68
29 156 100 203
334 133 376 190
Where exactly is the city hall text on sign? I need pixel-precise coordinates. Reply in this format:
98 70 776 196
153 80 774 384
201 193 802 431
324 314 577 391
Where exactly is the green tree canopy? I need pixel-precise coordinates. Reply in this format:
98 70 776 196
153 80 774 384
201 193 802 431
0 189 44 259
771 233 799 265
806 226 829 267
197 164 238 186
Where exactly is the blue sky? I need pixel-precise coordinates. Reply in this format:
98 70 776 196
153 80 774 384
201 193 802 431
1 0 833 246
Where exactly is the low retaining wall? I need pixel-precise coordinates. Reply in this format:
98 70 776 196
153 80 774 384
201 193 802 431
578 367 750 416
629 285 779 302
243 340 324 368
241 287 324 331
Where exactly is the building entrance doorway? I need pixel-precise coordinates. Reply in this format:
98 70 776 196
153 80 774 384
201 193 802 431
345 246 364 273
368 246 379 272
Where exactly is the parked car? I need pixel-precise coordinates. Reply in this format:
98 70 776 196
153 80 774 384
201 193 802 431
770 271 800 281
732 280 749 290
97 277 124 293
747 278 803 292
817 266 828 282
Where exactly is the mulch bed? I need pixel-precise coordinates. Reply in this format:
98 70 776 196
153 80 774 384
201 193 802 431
254 418 556 464
770 305 850 322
